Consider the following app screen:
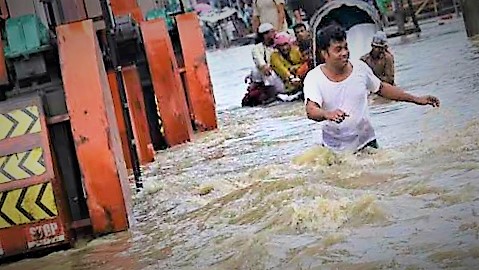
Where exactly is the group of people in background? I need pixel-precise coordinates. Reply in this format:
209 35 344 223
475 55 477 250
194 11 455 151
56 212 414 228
241 0 396 107
239 0 441 154
242 22 311 106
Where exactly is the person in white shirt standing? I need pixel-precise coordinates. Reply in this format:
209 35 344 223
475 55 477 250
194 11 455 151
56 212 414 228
304 25 440 153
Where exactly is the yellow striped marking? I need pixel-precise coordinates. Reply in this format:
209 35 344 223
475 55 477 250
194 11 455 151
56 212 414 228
0 148 46 183
0 106 41 141
0 182 58 229
154 96 165 135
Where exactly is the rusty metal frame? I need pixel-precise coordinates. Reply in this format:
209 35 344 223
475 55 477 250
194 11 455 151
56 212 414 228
176 12 218 132
140 19 193 146
108 70 133 169
122 65 154 165
0 95 54 191
57 19 132 234
0 94 71 257
109 0 143 22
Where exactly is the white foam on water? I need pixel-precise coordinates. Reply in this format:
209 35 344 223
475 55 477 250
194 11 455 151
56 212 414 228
346 23 378 61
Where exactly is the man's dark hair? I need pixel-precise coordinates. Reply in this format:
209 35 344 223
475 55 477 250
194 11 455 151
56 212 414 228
298 39 312 52
255 30 269 44
255 32 264 44
293 23 307 32
316 24 347 51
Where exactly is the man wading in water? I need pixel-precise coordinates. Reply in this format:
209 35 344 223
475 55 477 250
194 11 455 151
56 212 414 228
304 25 440 153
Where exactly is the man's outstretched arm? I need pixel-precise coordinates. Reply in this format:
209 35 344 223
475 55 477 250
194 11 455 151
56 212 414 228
377 82 440 107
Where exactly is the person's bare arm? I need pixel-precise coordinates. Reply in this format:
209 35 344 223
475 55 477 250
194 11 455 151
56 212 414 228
377 82 440 107
384 53 395 85
252 15 260 33
306 100 349 123
293 10 302 24
276 3 286 30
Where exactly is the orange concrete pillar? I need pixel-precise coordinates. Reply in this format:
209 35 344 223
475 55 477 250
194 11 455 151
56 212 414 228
108 66 154 168
110 0 144 22
140 19 193 146
107 71 133 170
122 66 155 165
176 12 218 132
57 20 132 234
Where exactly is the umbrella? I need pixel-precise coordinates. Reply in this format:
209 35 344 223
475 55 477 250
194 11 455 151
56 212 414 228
194 3 213 14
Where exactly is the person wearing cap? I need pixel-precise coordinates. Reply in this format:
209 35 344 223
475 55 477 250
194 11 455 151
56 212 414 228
252 23 275 74
360 31 396 85
270 32 308 97
250 23 285 96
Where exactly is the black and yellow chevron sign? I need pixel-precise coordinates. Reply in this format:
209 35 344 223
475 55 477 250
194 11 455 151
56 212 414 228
154 97 165 135
0 148 46 184
0 106 41 141
0 182 58 229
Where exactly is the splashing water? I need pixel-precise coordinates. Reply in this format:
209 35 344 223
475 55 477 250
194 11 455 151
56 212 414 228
2 18 479 270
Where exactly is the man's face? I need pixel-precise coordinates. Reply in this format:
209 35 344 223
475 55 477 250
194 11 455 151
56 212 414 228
302 49 312 61
322 39 349 69
263 30 276 45
294 26 309 41
278 43 291 55
371 45 385 58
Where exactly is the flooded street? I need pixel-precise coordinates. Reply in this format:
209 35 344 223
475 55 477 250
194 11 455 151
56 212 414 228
2 18 479 269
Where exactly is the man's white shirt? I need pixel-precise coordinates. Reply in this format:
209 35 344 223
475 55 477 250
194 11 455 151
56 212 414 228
303 60 382 152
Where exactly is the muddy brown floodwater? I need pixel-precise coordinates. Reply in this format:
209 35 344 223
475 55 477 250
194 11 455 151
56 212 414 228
2 17 479 270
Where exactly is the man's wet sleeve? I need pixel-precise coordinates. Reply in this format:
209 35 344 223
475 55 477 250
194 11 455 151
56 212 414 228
252 45 267 68
303 71 322 106
362 61 381 93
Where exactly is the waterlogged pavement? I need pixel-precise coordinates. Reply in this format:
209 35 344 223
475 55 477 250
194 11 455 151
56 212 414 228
1 17 479 270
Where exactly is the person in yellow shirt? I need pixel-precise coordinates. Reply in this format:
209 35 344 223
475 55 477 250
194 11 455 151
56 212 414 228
270 32 309 99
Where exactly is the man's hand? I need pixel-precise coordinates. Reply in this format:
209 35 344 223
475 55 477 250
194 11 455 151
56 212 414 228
260 65 272 76
306 100 348 123
288 74 301 86
324 109 349 123
413 95 440 107
291 78 302 87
